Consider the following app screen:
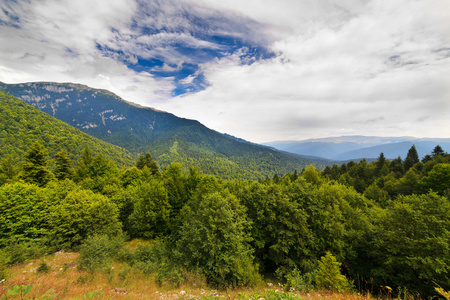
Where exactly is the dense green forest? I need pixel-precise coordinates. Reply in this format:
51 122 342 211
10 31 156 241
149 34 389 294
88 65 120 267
0 90 135 167
1 140 449 298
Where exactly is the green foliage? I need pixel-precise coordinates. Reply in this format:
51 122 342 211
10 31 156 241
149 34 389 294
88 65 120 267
20 142 54 186
0 90 135 167
236 181 313 273
0 155 18 186
37 261 51 273
285 268 315 292
127 179 171 238
7 284 33 298
49 189 122 249
369 192 450 296
404 145 419 172
316 252 353 292
54 149 73 180
174 191 259 286
77 234 125 273
421 163 450 195
0 182 56 246
136 152 160 176
435 286 450 300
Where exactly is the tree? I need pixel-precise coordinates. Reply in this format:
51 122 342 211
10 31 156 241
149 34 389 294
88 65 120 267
389 156 404 175
75 146 93 181
136 152 160 176
0 155 17 185
49 189 122 248
21 141 53 186
316 252 353 292
404 145 419 171
54 149 73 180
432 145 445 157
369 192 450 296
174 191 259 286
376 152 387 174
421 163 450 195
128 179 171 238
238 181 313 273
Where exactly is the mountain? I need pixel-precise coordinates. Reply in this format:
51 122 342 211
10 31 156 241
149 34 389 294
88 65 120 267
264 136 450 161
0 82 327 179
0 90 135 166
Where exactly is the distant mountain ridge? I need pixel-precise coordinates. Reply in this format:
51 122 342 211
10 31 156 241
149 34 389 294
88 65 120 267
264 136 450 161
0 81 327 180
0 89 135 166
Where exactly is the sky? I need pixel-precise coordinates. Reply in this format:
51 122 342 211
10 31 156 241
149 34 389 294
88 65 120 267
0 0 449 143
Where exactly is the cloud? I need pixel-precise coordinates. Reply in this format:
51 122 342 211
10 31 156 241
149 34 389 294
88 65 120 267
157 0 450 142
0 0 449 143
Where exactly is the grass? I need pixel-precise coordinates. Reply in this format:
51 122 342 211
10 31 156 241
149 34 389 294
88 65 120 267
0 247 380 300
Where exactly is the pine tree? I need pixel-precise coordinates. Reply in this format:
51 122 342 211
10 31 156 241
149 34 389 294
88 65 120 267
404 145 419 171
432 145 445 157
136 152 160 176
54 149 73 180
21 141 53 186
316 252 353 292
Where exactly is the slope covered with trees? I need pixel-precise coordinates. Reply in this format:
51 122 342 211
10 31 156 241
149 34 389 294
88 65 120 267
1 141 449 298
0 90 135 167
0 82 327 180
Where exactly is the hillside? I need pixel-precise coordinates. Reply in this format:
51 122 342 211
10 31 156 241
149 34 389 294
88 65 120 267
0 82 327 179
265 136 450 161
0 90 135 166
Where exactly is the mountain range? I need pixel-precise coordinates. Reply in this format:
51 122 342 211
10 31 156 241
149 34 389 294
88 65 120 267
0 81 328 180
0 89 135 167
264 136 450 161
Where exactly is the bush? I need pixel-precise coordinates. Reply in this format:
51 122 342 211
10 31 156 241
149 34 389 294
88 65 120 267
77 234 125 273
285 268 315 292
49 189 122 249
37 261 51 273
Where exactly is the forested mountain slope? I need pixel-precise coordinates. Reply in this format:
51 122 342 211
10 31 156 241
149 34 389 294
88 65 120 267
0 82 327 179
0 90 134 166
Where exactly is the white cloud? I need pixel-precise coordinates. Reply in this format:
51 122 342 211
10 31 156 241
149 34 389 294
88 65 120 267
0 0 449 143
158 0 450 142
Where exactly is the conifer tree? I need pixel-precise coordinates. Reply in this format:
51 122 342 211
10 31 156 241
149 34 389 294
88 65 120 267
432 145 445 157
136 152 160 176
404 145 419 171
54 149 73 180
21 141 53 186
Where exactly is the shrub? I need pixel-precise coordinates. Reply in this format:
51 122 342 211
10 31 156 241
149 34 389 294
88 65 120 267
77 234 125 273
316 252 353 292
49 189 122 249
37 261 51 273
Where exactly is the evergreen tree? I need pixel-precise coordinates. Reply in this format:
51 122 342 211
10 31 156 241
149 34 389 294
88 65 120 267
404 145 419 171
389 156 404 175
54 149 73 180
21 141 53 186
75 146 93 180
376 152 387 172
316 252 353 292
136 152 160 176
432 145 445 157
0 155 17 185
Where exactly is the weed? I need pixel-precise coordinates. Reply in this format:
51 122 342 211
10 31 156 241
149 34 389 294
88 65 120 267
75 291 104 300
37 262 51 273
118 265 131 283
76 274 90 285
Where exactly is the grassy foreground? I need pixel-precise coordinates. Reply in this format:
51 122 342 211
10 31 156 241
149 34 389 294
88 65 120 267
0 250 380 300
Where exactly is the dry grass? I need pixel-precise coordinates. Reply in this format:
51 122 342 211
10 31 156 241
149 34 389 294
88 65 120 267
0 252 379 300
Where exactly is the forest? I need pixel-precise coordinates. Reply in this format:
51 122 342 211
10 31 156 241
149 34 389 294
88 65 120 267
0 142 449 298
